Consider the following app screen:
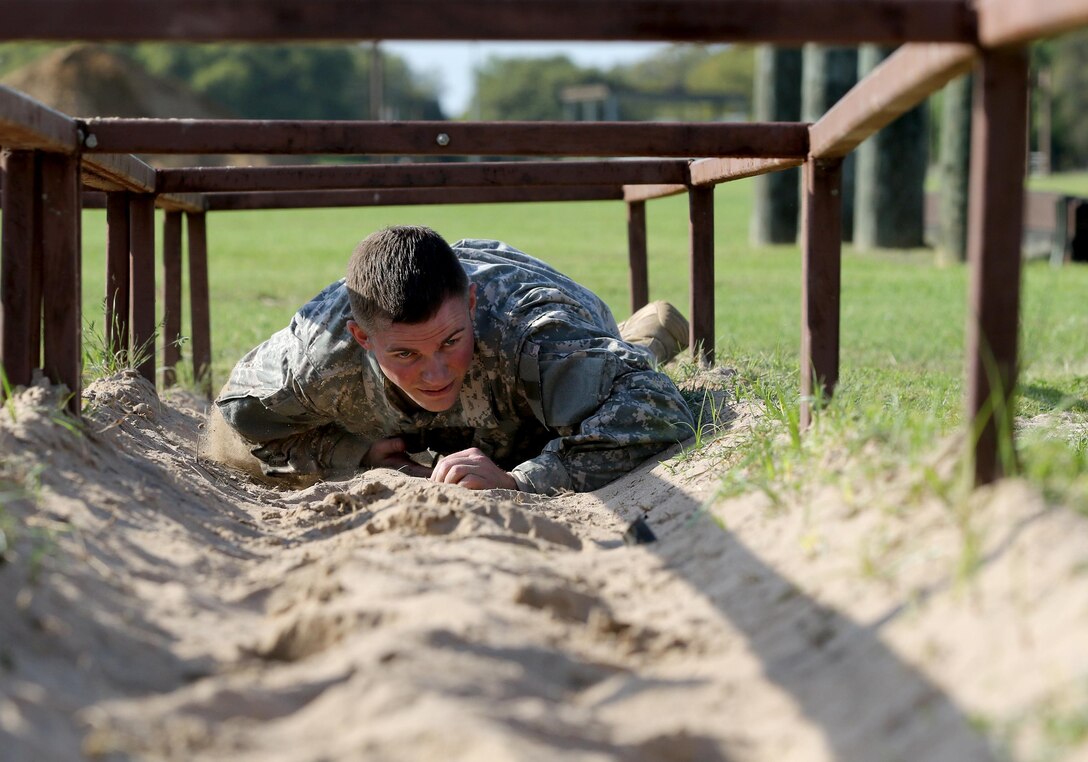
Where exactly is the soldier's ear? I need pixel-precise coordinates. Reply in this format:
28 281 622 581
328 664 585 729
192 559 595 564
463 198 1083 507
468 283 477 318
347 320 371 350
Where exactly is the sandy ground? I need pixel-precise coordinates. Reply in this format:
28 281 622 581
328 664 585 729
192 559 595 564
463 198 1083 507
1 371 1087 761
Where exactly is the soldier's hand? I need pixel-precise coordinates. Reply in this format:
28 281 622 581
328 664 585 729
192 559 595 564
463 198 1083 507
431 448 517 491
362 437 432 478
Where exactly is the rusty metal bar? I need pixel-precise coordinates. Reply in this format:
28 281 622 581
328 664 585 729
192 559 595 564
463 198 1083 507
29 163 43 372
81 191 107 208
799 158 843 430
81 152 155 193
978 0 1088 47
1 150 37 388
688 186 715 364
187 212 212 397
689 157 804 185
83 119 809 159
622 184 687 203
128 194 156 385
79 152 205 212
0 0 978 44
965 47 1029 486
157 160 691 193
39 152 82 413
105 191 131 364
204 185 624 211
626 200 649 314
156 193 206 213
0 85 79 153
162 210 183 388
809 43 976 159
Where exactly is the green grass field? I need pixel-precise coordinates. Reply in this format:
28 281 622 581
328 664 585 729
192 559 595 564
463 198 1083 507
74 173 1088 504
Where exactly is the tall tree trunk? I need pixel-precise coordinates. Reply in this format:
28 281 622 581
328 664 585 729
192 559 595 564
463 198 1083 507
938 72 973 262
750 45 802 245
854 45 930 251
801 45 858 241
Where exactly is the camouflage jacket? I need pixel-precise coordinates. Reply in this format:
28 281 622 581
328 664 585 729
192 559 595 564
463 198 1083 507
216 239 695 493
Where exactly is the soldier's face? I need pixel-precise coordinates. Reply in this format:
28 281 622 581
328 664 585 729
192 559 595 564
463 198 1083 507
349 287 476 412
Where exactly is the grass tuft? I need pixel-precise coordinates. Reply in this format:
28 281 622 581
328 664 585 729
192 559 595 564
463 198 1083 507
82 309 159 384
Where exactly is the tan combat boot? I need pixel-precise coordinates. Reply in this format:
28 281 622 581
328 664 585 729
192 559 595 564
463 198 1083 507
617 300 690 365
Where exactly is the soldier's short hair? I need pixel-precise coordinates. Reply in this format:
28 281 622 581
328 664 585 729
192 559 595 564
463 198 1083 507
346 226 469 328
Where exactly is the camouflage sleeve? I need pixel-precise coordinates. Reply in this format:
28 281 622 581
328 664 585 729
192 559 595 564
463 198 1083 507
217 392 372 477
216 331 372 476
509 333 695 494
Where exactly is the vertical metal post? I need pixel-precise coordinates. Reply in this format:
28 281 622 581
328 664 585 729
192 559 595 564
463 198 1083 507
162 211 183 387
965 48 1029 486
626 199 649 314
187 211 212 398
39 152 82 414
29 160 43 373
800 158 844 430
1 150 38 389
105 192 131 364
129 194 156 385
688 186 715 364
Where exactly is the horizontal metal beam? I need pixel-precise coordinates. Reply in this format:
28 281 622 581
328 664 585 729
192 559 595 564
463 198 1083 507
83 119 810 159
156 192 207 213
204 185 625 211
689 156 803 185
0 85 79 153
76 153 204 210
76 189 205 213
81 152 156 192
809 43 976 159
0 0 977 44
622 184 687 203
978 0 1088 47
157 160 690 193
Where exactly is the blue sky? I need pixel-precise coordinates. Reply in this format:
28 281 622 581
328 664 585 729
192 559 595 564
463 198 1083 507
382 41 670 117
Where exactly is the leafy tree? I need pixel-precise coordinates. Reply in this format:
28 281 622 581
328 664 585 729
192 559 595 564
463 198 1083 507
474 55 596 121
469 45 753 122
613 44 753 120
123 43 443 120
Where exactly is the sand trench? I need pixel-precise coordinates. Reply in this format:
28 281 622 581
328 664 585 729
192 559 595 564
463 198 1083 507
1 372 1087 761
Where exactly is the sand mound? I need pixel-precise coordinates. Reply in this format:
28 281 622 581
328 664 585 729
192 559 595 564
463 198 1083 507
1 373 1087 761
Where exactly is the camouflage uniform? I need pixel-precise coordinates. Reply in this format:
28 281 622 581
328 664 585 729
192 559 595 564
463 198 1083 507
216 239 695 494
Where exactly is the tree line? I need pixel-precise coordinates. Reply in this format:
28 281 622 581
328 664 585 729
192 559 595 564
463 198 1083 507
0 42 444 121
0 42 754 123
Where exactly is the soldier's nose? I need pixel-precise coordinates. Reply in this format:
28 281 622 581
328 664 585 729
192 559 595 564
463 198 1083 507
420 358 448 384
